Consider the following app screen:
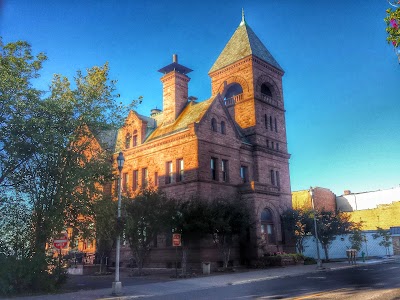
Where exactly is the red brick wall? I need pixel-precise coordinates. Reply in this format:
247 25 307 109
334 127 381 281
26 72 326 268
161 71 190 125
292 188 336 212
313 187 337 211
104 49 292 265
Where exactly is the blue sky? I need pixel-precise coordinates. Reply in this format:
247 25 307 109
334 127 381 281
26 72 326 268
2 1 399 195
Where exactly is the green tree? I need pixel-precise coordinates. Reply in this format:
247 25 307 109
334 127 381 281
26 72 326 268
281 208 313 254
385 5 400 61
209 196 251 270
123 188 171 274
314 210 355 261
0 38 130 294
385 6 400 47
93 197 117 273
0 196 31 258
16 63 122 255
348 222 364 251
0 38 46 187
373 227 392 256
166 197 211 275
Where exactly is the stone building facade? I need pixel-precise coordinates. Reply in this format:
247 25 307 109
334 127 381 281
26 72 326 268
101 14 292 267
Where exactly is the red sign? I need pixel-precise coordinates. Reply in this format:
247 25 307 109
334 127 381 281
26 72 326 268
172 233 181 247
53 233 68 249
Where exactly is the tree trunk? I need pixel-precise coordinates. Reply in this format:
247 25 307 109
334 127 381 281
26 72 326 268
99 254 105 273
223 247 231 270
181 246 188 276
297 237 304 254
323 244 329 261
135 251 143 275
34 228 47 255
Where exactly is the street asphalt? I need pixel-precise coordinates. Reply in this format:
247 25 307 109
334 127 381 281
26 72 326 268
7 256 399 300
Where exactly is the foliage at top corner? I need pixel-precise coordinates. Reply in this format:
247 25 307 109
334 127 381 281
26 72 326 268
385 6 400 47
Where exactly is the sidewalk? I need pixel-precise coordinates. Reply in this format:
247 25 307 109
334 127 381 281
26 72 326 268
12 258 395 300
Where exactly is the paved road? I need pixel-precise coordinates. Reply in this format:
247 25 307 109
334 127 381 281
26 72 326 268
146 262 400 300
12 259 399 300
61 269 175 292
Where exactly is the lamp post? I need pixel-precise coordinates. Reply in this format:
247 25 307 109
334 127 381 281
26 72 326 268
309 187 323 269
112 152 124 295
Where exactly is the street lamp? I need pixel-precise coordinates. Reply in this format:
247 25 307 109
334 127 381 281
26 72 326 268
309 187 323 269
112 151 125 295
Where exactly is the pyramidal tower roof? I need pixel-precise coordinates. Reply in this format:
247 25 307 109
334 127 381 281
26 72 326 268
209 10 283 73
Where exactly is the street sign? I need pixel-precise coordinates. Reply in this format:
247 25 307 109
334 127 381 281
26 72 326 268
172 233 181 247
53 233 68 249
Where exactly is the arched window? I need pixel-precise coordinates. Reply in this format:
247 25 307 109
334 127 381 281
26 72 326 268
261 84 272 97
125 133 131 149
224 83 243 105
261 208 275 244
211 118 217 132
221 121 226 134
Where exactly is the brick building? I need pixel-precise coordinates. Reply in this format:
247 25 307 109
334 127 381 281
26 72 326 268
101 13 292 266
292 188 337 211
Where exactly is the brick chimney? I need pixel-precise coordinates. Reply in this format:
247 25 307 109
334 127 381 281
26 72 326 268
158 54 192 125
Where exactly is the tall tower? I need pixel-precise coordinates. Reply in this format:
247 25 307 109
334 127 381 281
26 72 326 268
208 10 290 167
209 11 292 254
209 10 285 142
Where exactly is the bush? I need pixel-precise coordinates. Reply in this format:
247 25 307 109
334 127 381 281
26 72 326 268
253 255 282 268
304 256 316 265
0 254 67 297
253 253 305 268
290 253 305 263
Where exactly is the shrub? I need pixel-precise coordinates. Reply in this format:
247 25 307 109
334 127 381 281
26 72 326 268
304 256 316 265
253 253 303 268
253 255 281 268
290 253 305 263
0 254 67 297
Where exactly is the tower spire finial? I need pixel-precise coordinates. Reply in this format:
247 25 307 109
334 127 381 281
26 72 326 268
240 8 246 26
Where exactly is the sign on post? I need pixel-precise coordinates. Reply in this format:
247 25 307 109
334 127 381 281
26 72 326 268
53 233 68 249
172 233 181 247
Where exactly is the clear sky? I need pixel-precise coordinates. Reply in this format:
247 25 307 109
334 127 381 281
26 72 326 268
1 0 399 196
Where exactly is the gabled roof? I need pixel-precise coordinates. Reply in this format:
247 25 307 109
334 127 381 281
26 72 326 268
209 18 283 73
146 98 214 141
137 113 156 128
94 129 118 151
137 113 157 140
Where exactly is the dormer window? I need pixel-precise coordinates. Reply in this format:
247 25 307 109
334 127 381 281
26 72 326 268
211 118 217 132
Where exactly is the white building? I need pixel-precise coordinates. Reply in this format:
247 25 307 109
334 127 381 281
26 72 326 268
336 186 400 212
